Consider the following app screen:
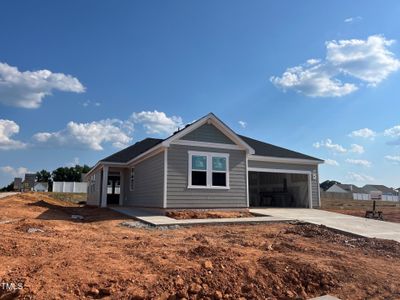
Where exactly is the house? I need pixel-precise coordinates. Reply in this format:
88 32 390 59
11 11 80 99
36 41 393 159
326 183 365 194
363 184 398 195
326 183 370 200
13 177 22 191
86 113 323 209
22 173 36 192
363 184 399 201
33 182 49 192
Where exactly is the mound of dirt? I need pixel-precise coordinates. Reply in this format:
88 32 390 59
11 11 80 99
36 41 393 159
286 224 400 258
1 193 400 299
166 210 255 219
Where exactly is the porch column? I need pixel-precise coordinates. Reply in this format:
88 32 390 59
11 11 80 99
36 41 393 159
101 165 109 208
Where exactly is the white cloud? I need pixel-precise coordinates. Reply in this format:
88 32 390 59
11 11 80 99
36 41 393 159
271 35 400 97
0 62 85 109
349 128 376 139
349 143 365 154
0 166 29 178
344 16 362 23
347 171 374 182
385 155 400 164
326 35 400 85
33 119 133 151
313 139 347 153
82 100 101 108
132 110 183 135
238 121 247 129
270 63 357 97
384 125 400 145
306 58 321 65
324 159 339 166
0 119 27 150
384 125 400 137
346 158 371 167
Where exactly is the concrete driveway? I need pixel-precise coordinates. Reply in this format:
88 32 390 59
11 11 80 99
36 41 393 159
0 192 17 199
250 208 400 243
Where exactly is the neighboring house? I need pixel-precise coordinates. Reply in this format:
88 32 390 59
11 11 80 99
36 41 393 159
34 182 49 192
86 113 323 209
22 173 36 192
13 177 22 191
363 185 399 201
326 183 370 201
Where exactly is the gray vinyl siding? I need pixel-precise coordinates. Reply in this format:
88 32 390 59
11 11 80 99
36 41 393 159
87 168 101 206
123 151 164 208
248 160 320 208
166 144 247 208
181 124 235 144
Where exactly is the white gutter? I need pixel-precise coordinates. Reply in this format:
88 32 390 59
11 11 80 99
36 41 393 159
248 155 323 165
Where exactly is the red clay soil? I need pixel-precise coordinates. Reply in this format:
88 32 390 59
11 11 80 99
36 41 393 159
1 193 400 299
166 210 255 219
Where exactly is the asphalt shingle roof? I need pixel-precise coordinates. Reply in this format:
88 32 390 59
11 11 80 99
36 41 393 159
336 184 366 193
100 138 163 163
100 132 322 164
363 184 397 195
239 135 322 161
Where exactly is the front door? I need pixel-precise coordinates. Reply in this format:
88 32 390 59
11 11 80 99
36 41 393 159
107 175 121 205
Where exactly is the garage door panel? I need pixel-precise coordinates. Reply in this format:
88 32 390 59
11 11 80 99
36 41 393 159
249 171 310 208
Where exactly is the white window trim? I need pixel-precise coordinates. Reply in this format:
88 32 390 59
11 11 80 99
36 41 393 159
188 150 230 189
129 168 135 191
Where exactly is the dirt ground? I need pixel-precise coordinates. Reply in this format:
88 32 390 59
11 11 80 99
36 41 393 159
321 198 400 223
166 210 255 220
1 193 400 300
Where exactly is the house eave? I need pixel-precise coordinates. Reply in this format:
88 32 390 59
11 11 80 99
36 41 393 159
248 155 323 165
161 113 255 154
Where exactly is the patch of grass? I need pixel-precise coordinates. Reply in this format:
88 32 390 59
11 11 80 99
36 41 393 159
43 192 87 204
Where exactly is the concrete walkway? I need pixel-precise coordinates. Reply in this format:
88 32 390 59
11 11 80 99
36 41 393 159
0 192 18 199
110 206 291 226
251 208 400 242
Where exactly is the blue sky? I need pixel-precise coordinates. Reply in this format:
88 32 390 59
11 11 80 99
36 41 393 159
0 1 399 188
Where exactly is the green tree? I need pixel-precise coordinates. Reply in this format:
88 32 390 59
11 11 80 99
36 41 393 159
36 170 51 182
0 182 14 192
320 180 341 191
52 165 91 182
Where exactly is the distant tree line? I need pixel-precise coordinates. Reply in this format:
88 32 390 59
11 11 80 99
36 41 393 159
0 164 91 191
319 180 341 191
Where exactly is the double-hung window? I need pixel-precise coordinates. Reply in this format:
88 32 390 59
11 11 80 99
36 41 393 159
188 151 229 189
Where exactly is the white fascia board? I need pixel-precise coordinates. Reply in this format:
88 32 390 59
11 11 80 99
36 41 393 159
171 139 243 151
161 113 212 147
248 167 312 175
207 115 255 154
126 144 165 166
248 155 322 165
86 161 125 177
87 145 165 177
162 113 255 154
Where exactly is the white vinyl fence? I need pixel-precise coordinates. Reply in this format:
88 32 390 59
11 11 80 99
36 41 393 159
352 193 399 202
352 193 370 201
382 195 400 202
53 182 87 193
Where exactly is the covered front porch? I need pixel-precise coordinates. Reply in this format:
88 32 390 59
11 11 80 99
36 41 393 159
99 165 128 208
